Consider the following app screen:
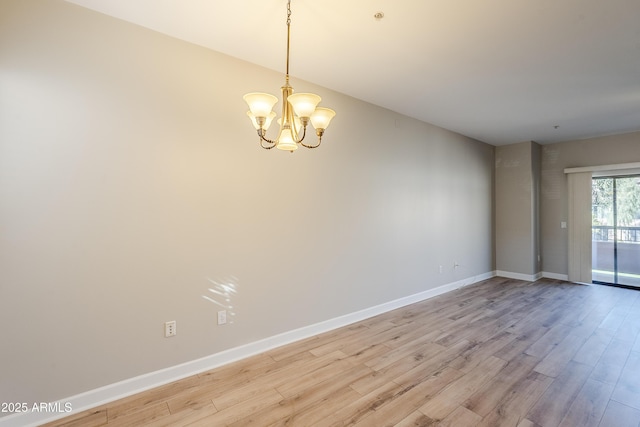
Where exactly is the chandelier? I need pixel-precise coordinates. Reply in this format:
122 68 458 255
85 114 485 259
243 0 336 152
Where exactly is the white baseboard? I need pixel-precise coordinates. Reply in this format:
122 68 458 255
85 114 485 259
495 270 542 282
495 270 570 282
542 271 569 281
0 271 495 427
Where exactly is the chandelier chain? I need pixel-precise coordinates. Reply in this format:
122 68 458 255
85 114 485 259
285 0 292 80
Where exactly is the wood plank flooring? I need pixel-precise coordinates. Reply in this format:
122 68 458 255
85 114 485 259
42 277 640 426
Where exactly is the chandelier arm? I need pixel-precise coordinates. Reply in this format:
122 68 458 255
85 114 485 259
260 141 277 150
258 131 277 149
299 134 322 149
294 124 307 144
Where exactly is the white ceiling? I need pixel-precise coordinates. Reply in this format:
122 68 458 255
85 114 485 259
65 0 640 146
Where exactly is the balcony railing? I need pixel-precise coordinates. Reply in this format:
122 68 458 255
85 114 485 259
592 226 640 243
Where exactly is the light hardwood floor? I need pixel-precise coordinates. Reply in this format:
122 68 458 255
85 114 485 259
42 277 640 426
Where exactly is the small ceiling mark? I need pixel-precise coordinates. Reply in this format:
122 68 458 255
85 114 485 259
553 125 560 129
374 11 384 20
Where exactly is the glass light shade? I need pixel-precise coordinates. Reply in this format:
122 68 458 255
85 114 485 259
247 111 276 130
276 128 298 151
287 93 321 118
310 107 336 130
243 92 278 118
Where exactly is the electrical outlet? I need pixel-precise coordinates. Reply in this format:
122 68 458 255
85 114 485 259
217 310 227 325
439 265 443 273
164 321 176 337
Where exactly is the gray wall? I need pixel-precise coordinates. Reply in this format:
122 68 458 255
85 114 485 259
0 0 494 408
541 131 640 276
495 141 541 276
532 142 542 275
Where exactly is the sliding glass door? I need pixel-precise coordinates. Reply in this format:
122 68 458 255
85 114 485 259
592 176 640 288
